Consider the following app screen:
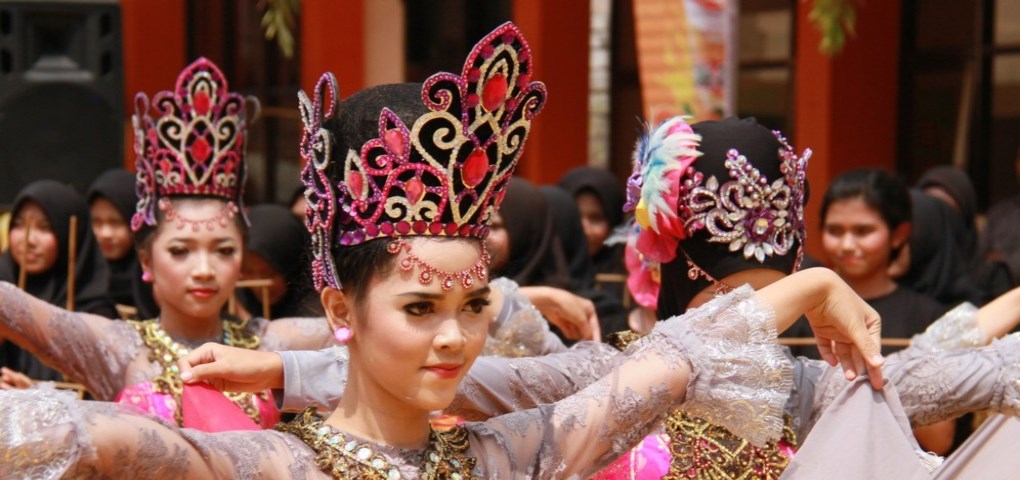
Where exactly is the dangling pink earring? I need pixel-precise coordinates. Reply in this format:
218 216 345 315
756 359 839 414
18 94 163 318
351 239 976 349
142 271 153 283
333 326 352 344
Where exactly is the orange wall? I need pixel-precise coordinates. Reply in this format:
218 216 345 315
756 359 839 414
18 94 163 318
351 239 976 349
513 0 591 185
794 1 901 259
120 0 187 169
301 0 365 99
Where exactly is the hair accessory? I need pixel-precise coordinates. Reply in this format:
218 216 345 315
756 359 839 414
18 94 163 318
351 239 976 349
626 117 810 266
300 22 546 291
159 197 240 232
387 239 490 290
142 270 153 283
131 57 259 232
333 326 352 344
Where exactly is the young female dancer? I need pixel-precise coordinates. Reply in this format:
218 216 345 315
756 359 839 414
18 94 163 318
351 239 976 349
219 116 1020 479
0 58 331 429
0 24 886 479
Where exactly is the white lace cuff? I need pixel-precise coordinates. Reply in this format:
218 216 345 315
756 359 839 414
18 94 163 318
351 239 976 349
648 285 793 446
910 303 983 352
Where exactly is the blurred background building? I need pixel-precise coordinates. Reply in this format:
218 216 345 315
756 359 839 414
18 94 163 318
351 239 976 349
1 0 1017 256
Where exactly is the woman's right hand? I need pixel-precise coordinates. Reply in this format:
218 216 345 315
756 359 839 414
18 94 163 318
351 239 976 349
176 343 284 392
757 268 884 389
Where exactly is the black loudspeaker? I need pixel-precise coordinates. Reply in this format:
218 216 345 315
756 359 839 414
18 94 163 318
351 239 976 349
0 0 123 208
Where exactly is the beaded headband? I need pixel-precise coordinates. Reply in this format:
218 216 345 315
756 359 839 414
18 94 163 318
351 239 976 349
624 116 810 301
300 22 547 291
131 58 258 232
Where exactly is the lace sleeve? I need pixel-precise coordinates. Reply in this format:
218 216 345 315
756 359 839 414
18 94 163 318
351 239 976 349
449 341 620 420
469 286 793 479
811 332 1020 429
274 342 619 417
484 277 567 357
258 316 333 352
276 347 348 412
909 303 985 352
0 389 321 479
886 333 1020 426
0 282 141 400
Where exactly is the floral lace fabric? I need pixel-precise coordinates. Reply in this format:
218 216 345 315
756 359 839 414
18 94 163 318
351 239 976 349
483 278 566 358
0 286 793 478
0 282 332 407
908 303 984 353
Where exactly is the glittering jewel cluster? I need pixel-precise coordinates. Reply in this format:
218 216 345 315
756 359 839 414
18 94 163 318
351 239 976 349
387 239 489 290
681 132 811 265
664 411 797 480
299 22 547 291
130 318 263 426
131 58 258 232
278 408 478 480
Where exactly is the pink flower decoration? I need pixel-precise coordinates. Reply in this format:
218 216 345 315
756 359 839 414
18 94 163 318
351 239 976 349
636 226 678 264
625 239 660 310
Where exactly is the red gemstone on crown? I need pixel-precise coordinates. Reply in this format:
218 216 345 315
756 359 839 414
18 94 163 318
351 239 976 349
194 91 211 115
463 149 488 187
405 178 425 204
347 171 364 199
384 129 405 156
482 74 508 111
191 137 212 164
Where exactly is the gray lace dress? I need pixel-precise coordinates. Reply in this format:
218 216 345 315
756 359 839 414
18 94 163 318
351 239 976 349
1 286 793 478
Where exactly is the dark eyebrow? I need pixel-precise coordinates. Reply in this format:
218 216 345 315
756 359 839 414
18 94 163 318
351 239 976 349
396 286 492 300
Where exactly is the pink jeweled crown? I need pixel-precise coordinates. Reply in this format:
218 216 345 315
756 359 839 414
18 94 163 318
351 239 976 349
300 22 547 291
131 57 258 232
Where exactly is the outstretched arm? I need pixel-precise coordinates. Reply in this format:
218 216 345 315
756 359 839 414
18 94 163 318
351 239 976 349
908 285 1020 353
477 269 884 478
0 389 317 478
0 282 141 399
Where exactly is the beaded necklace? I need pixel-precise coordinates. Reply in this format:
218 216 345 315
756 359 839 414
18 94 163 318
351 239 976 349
130 318 264 426
278 408 478 480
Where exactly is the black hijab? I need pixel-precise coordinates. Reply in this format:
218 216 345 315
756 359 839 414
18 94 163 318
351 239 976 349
0 180 115 382
0 180 115 317
87 169 144 308
916 166 978 258
494 177 571 289
558 167 627 275
899 189 984 307
540 185 629 337
237 204 322 319
657 117 802 318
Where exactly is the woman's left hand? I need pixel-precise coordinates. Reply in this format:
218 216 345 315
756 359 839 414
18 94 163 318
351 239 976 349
0 367 34 390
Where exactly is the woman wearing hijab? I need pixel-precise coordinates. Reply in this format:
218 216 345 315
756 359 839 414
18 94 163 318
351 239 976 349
489 177 572 289
87 169 158 318
0 179 115 384
540 185 630 337
916 166 1013 302
237 204 322 319
559 166 629 302
893 190 985 308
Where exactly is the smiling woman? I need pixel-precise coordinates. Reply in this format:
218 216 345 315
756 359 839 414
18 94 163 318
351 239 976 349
0 179 115 385
0 58 332 429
